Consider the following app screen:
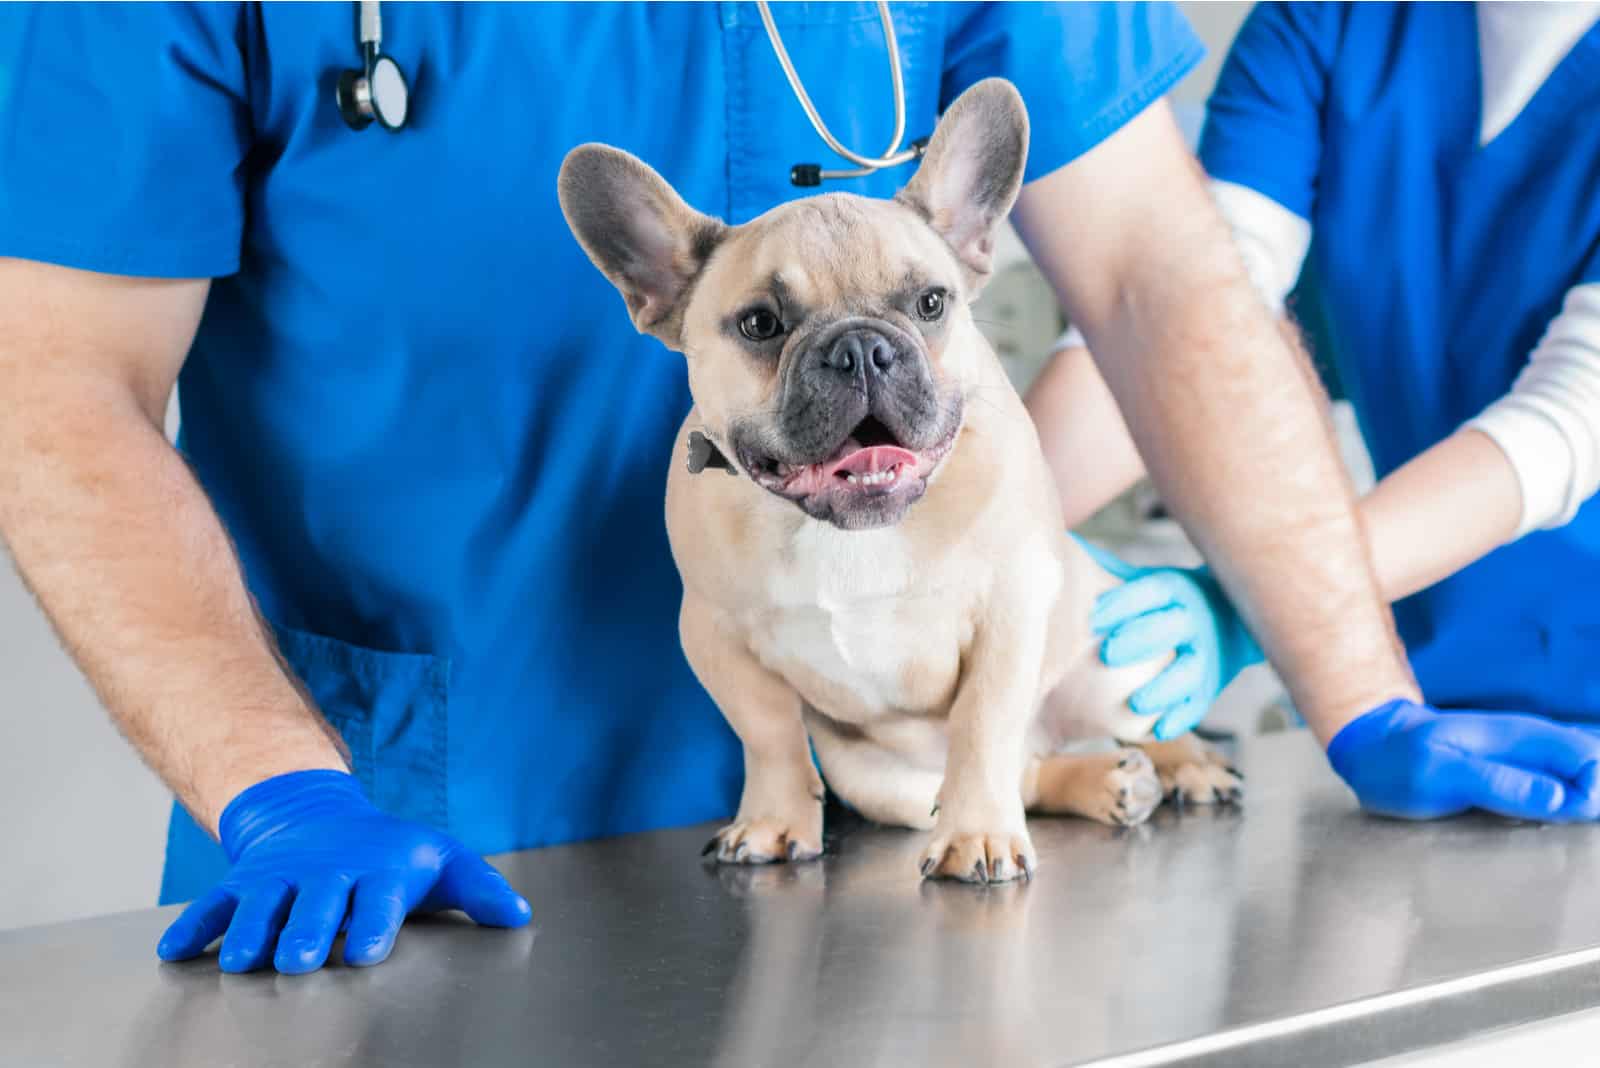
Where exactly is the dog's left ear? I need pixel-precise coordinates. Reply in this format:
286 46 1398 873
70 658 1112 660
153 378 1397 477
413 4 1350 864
559 145 728 348
896 79 1029 290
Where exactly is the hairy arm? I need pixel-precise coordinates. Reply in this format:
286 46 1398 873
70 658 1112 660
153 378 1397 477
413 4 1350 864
1010 103 1418 740
0 258 346 833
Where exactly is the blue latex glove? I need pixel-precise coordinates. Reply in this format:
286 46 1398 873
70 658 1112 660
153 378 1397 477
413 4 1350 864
1328 699 1600 821
157 770 531 974
1077 537 1263 740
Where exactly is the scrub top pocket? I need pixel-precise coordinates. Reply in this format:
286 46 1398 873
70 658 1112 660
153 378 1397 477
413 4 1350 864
157 624 454 905
268 622 452 831
718 1 940 223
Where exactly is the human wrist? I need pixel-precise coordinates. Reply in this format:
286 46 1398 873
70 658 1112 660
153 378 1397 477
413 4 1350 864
1194 566 1264 671
217 768 367 862
1325 697 1425 777
1301 680 1423 748
196 738 351 838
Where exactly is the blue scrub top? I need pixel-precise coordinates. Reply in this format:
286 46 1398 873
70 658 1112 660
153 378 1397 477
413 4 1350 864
0 2 1202 904
1201 3 1600 719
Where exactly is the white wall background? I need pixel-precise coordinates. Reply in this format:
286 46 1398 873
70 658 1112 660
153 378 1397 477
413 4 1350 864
0 3 1252 932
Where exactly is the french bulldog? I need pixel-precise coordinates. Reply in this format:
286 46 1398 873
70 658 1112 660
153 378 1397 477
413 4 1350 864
559 79 1241 883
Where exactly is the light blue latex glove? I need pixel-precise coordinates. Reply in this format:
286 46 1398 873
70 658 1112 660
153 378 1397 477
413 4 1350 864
157 770 531 974
1327 699 1600 821
1076 536 1263 740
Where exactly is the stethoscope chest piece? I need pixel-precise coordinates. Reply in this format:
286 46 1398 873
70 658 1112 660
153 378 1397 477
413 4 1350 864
336 1 410 132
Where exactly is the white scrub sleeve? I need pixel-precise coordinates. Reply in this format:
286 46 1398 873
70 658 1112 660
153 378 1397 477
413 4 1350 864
1466 283 1600 536
1052 180 1311 352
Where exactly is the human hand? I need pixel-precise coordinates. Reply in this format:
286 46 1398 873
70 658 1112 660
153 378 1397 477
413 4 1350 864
1079 537 1263 740
1327 699 1600 821
157 770 531 974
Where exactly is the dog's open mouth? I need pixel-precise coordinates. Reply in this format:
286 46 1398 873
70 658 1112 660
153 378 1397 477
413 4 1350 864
816 416 919 490
747 414 958 502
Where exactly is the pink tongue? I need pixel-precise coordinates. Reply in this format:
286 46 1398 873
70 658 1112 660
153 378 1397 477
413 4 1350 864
824 445 919 480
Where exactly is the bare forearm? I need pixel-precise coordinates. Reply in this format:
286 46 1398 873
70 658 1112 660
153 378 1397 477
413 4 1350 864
1022 345 1147 526
1359 429 1520 603
1097 274 1414 738
1012 107 1417 740
0 379 344 832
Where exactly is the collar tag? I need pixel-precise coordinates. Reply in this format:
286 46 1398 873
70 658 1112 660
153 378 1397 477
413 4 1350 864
687 430 737 476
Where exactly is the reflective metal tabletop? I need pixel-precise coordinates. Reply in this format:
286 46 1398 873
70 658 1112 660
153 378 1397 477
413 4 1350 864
6 731 1600 1068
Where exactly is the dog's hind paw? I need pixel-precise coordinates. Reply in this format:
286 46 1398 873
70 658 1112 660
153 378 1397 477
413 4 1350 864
1161 760 1244 808
1074 747 1164 827
703 817 823 865
1137 736 1245 807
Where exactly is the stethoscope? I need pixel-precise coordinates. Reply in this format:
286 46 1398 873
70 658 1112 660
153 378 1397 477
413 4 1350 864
335 0 410 131
754 0 928 186
334 0 923 186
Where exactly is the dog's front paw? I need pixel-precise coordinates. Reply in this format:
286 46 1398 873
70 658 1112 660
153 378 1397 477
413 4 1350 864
703 814 823 865
918 827 1036 884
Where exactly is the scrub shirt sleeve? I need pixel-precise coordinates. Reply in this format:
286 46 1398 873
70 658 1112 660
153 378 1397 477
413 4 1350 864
938 2 1206 184
1198 2 1346 221
0 3 250 278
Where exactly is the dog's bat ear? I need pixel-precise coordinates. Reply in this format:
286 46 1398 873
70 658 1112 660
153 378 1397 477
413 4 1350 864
559 145 727 347
896 78 1029 291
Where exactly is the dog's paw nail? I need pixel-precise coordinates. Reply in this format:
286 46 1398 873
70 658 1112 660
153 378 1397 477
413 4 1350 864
786 840 800 860
971 859 988 884
701 837 719 857
733 842 749 862
920 857 936 878
929 802 940 818
1016 854 1033 879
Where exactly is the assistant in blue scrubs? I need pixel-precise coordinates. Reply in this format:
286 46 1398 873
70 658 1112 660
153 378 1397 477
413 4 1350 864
0 3 1204 903
1200 3 1600 719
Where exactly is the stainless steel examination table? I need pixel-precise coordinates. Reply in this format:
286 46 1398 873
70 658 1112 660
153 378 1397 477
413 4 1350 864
6 730 1600 1068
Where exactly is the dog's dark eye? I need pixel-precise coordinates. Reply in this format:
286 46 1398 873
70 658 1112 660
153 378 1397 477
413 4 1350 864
738 309 784 342
916 289 946 321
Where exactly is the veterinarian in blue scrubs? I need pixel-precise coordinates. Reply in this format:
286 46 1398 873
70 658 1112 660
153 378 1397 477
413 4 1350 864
0 4 1213 972
1078 3 1600 814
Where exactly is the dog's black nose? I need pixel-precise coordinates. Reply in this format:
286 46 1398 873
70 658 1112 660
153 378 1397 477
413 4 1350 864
823 329 896 376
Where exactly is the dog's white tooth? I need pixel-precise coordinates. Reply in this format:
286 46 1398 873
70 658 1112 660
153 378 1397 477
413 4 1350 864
846 474 858 484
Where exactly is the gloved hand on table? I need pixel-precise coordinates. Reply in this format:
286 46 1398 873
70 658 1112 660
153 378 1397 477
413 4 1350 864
1076 536 1263 740
157 770 531 974
1327 698 1600 821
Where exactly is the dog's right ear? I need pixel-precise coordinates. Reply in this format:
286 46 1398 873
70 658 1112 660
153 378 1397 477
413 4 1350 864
558 145 727 347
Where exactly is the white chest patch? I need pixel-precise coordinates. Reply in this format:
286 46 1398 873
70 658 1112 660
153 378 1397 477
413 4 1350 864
750 524 953 718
